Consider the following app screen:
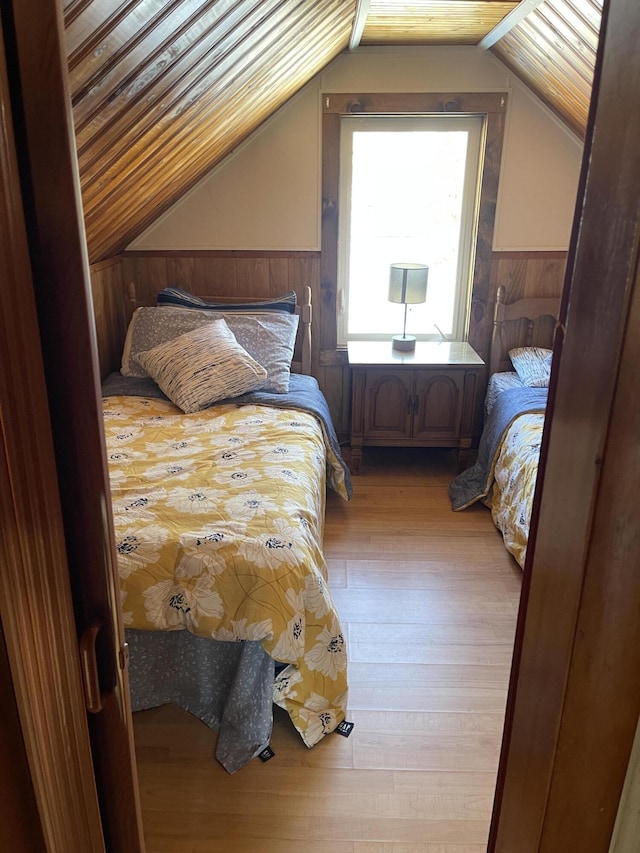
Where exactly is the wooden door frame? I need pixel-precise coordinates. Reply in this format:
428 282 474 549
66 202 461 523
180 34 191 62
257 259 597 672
2 1 144 849
2 0 638 849
489 0 640 849
0 13 104 849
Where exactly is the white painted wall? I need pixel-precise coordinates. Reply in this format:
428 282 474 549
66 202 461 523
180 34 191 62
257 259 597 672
129 46 584 252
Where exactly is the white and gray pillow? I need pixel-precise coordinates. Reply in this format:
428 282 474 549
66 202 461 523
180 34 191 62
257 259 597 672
508 346 553 387
121 305 298 393
136 319 267 414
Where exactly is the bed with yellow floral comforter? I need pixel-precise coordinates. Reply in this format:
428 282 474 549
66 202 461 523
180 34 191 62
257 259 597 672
102 373 351 771
449 384 547 569
490 412 545 568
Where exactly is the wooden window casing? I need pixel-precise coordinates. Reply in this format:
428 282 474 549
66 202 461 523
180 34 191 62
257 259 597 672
321 92 508 356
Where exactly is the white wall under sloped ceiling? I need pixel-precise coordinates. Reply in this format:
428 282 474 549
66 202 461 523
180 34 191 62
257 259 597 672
129 46 584 253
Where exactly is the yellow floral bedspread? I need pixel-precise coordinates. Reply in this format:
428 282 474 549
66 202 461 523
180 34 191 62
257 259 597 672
490 412 545 568
102 395 349 748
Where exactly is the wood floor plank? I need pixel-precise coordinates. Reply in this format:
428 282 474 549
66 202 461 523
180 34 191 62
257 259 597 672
354 845 486 853
351 657 509 680
139 811 491 844
347 686 509 714
344 562 520 593
348 619 517 646
146 842 356 853
331 588 517 622
352 731 502 773
351 710 505 735
349 638 514 665
134 447 521 851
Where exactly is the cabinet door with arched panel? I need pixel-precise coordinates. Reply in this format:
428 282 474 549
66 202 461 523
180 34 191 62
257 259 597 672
363 370 414 439
412 371 465 443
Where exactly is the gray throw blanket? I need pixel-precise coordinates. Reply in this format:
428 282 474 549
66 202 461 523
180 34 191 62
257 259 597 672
449 386 547 511
101 371 352 499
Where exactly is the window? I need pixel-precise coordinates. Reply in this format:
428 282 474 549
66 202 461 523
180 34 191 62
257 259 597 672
321 92 507 358
337 114 484 345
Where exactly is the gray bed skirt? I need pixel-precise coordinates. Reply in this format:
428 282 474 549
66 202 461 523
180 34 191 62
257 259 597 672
126 628 275 773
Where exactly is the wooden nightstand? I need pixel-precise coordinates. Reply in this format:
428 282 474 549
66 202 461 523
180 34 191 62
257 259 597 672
347 340 485 473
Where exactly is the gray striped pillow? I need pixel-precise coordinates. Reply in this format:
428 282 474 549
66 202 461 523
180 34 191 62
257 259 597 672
137 319 267 413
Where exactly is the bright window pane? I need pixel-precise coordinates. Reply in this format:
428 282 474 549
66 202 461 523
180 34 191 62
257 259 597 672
339 117 482 343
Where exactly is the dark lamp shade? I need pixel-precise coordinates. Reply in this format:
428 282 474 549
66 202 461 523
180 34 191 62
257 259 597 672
388 263 429 305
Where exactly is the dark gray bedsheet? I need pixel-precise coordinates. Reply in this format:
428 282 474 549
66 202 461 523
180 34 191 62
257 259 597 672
449 386 548 511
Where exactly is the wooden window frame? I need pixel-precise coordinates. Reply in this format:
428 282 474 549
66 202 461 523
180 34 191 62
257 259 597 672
336 113 485 345
320 92 508 356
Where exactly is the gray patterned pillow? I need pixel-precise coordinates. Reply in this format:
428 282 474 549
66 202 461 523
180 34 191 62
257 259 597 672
136 319 268 413
121 306 298 393
509 346 553 387
121 307 211 377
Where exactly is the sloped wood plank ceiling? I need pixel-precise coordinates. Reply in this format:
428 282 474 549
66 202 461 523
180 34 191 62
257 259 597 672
63 0 602 263
491 0 603 137
65 0 357 262
360 1 519 44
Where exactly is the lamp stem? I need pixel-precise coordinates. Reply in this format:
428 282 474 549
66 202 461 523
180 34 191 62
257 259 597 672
403 303 408 339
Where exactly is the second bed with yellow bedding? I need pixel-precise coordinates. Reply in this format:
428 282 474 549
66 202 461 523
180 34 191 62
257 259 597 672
490 412 545 568
449 382 547 569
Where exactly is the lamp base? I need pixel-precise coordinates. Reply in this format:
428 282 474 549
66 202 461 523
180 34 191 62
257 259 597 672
392 334 416 351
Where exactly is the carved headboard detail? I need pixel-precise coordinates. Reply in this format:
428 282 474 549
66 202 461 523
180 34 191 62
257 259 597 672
490 285 560 375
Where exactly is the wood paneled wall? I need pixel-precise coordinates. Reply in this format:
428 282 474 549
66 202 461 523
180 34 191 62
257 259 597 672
90 256 131 379
481 250 567 364
90 249 567 440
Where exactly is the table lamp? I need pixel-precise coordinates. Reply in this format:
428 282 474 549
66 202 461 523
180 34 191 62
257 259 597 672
388 262 429 351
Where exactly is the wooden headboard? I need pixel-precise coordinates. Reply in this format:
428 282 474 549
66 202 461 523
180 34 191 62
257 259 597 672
489 285 560 375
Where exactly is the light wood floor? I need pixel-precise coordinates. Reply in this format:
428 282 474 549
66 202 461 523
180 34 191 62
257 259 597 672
133 447 522 852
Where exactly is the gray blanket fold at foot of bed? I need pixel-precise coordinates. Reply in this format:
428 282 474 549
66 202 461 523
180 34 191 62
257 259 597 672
449 386 548 511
